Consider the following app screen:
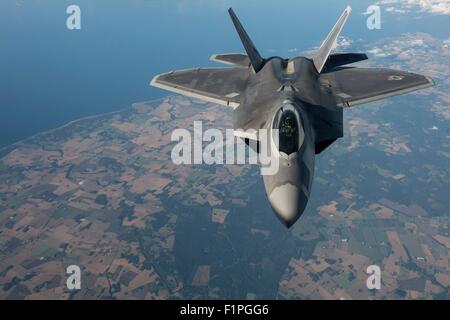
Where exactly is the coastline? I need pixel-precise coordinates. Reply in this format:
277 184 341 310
0 96 170 159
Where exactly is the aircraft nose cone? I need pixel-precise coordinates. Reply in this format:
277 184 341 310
268 183 302 228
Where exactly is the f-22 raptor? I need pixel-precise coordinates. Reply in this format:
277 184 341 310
150 6 434 227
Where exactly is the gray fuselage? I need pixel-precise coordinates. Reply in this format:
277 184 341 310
234 57 343 227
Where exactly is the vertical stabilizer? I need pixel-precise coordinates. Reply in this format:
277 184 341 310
313 6 352 73
228 8 265 73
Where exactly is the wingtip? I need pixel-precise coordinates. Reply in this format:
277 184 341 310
149 74 161 87
209 53 218 62
425 76 435 87
345 5 352 13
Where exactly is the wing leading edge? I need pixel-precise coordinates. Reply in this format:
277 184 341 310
150 67 249 109
321 67 434 107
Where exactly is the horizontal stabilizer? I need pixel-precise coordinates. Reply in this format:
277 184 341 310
210 53 250 68
323 53 368 71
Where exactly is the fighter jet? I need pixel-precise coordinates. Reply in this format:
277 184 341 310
150 6 434 227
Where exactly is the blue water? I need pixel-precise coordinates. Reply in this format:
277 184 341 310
1 0 448 147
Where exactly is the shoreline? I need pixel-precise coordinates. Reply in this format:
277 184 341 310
0 96 170 158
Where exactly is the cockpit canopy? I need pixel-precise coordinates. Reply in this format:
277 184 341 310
272 103 304 156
